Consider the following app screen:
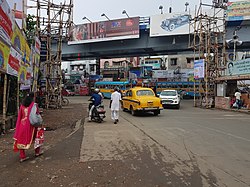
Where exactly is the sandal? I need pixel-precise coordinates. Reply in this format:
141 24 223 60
20 157 30 163
35 152 44 157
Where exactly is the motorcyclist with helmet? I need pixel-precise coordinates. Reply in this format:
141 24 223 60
88 88 102 122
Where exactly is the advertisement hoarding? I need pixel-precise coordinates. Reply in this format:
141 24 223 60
0 0 14 43
0 38 10 72
227 59 250 76
150 9 224 37
194 59 205 79
226 1 250 21
152 70 168 78
7 46 21 76
140 66 153 78
69 17 140 44
31 46 40 92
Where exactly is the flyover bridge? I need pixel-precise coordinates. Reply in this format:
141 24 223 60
54 17 250 61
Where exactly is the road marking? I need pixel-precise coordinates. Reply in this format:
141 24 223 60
197 125 250 142
223 114 244 117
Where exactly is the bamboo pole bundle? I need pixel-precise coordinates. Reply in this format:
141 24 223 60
2 74 7 134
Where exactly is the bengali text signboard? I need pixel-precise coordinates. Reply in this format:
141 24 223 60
227 58 250 76
0 0 14 43
194 59 205 80
7 46 21 76
226 1 250 21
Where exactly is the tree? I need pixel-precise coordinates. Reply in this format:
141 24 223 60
25 14 36 46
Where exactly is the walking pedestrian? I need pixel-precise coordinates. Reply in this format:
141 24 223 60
13 92 43 163
110 87 122 124
234 89 242 109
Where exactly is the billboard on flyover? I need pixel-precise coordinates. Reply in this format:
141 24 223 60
226 1 250 21
150 9 224 37
68 17 140 44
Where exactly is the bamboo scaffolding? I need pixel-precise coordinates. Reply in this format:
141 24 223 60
2 74 7 134
189 1 226 108
29 0 73 109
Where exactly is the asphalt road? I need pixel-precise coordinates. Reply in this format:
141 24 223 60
70 96 250 187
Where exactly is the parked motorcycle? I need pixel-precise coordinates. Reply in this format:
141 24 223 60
88 99 106 123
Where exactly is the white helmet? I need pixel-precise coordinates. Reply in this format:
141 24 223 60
94 88 100 93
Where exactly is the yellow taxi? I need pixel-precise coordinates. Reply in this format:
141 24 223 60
122 87 163 116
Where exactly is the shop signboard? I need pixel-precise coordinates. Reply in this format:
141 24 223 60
227 58 250 76
11 23 30 67
141 62 161 70
226 1 250 21
10 22 32 85
0 38 10 72
194 59 205 79
32 46 40 92
0 0 14 43
152 70 168 78
69 17 139 44
7 46 21 76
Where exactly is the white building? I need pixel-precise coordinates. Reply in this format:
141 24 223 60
62 60 97 78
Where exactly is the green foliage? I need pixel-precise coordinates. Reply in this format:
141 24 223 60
25 14 37 46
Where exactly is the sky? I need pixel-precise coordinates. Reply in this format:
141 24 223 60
72 0 212 24
26 0 237 24
26 0 244 24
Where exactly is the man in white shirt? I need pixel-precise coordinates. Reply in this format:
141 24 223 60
110 87 122 124
234 89 241 109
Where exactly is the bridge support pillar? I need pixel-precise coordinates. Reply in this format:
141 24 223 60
96 58 100 75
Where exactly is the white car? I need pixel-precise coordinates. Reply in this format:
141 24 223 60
159 90 181 109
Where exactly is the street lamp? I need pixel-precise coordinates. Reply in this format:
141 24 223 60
185 2 189 12
159 5 163 14
122 10 129 18
169 7 172 13
226 26 242 61
101 13 110 21
82 16 92 23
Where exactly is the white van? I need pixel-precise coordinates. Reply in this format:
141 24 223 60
159 90 181 109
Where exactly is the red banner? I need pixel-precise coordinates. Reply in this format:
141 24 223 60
69 17 140 44
0 6 13 37
14 10 23 19
8 54 20 72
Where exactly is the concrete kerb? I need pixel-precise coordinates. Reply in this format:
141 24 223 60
216 108 250 114
202 106 250 114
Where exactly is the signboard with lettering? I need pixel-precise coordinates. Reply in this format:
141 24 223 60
69 17 140 44
7 46 21 76
0 38 10 72
152 70 168 78
226 1 250 21
227 59 250 76
0 0 14 43
194 59 205 79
